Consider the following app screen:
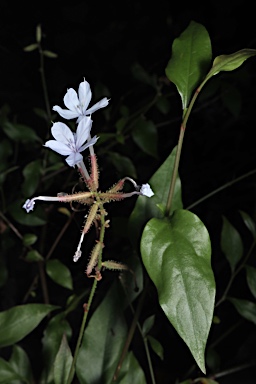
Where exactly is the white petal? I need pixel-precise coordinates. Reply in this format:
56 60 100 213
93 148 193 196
65 152 83 167
44 140 72 156
78 80 92 113
85 97 110 115
140 183 154 197
79 135 99 152
52 105 79 120
75 117 92 149
64 88 80 112
51 122 74 145
23 199 35 213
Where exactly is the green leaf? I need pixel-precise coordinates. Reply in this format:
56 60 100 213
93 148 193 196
23 43 38 52
22 160 42 196
46 259 73 290
0 358 25 383
76 281 128 384
9 345 33 383
40 313 72 384
53 334 73 384
0 304 58 347
108 151 137 179
23 233 38 246
8 199 47 226
206 49 256 79
2 122 41 143
43 50 58 58
220 216 243 272
131 62 157 89
147 335 164 360
239 210 256 238
36 24 42 43
118 351 147 384
246 266 256 299
142 315 155 336
25 250 44 262
165 21 212 110
132 118 158 158
141 210 215 373
128 146 183 249
229 298 256 325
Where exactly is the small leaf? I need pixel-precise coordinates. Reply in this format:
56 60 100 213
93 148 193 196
207 49 256 78
229 297 256 325
141 210 215 373
36 24 42 43
0 304 58 347
53 334 73 384
246 266 256 299
22 160 42 196
132 118 158 158
165 21 212 109
108 151 137 179
25 250 44 262
23 233 38 246
43 50 58 58
142 315 155 336
23 43 38 52
147 335 164 360
118 351 147 383
131 62 157 89
3 122 41 143
46 259 73 290
220 216 243 272
155 95 171 115
239 210 256 237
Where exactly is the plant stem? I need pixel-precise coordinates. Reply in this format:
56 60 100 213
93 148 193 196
66 278 98 384
66 202 106 384
186 168 256 210
38 43 52 127
165 84 203 216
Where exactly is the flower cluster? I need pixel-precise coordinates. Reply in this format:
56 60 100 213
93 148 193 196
23 79 154 277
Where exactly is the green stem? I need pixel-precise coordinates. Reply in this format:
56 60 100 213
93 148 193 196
66 278 98 384
66 203 106 384
38 44 52 127
165 84 203 216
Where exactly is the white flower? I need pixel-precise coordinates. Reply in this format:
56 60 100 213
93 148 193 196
52 79 110 122
23 199 35 213
140 183 154 197
44 117 98 167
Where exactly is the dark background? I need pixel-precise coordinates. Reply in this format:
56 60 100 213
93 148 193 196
1 1 256 383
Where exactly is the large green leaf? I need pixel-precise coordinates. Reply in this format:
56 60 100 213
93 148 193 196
165 21 212 110
46 259 73 290
128 146 183 249
9 345 33 384
220 216 243 272
40 313 72 384
0 304 58 348
53 334 73 384
141 209 215 373
76 281 128 384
